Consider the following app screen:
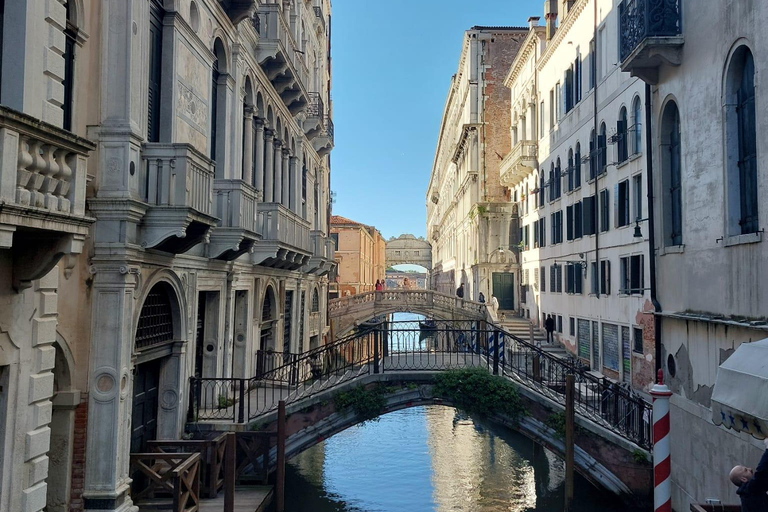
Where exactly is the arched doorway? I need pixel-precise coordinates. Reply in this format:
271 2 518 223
256 285 277 376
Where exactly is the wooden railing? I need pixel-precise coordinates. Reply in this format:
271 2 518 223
148 434 227 499
130 452 201 512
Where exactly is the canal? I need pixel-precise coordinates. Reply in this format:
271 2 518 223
282 313 626 511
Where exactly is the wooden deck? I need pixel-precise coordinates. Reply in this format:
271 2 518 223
198 485 273 512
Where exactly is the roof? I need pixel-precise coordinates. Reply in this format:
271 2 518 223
470 25 529 31
330 215 366 226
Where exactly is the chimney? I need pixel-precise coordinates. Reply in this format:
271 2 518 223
544 0 558 41
528 16 541 29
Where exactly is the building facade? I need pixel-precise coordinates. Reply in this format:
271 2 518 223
330 215 386 297
0 1 334 511
503 0 655 389
618 0 768 508
427 27 525 309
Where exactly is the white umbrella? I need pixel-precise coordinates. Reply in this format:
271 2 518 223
711 337 768 439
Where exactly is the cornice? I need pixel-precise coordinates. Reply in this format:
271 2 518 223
504 27 546 87
538 0 589 69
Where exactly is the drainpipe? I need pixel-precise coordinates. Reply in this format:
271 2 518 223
644 83 662 375
592 0 600 299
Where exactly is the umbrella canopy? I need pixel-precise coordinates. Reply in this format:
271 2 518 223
711 338 768 439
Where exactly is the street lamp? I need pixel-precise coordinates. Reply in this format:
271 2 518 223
633 217 649 238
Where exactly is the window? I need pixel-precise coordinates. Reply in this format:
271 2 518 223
557 316 563 333
633 174 643 223
555 82 562 121
549 89 555 129
311 288 319 312
147 1 164 142
62 1 77 131
554 158 562 199
566 263 583 294
539 218 546 248
541 266 546 293
616 179 630 227
588 39 595 90
569 317 575 336
583 195 596 236
566 205 574 241
620 255 644 295
725 46 758 235
617 107 628 163
600 260 611 295
661 101 682 245
550 264 562 293
574 201 583 238
539 170 546 208
540 101 545 138
565 68 574 113
523 225 530 250
533 220 539 248
534 267 539 290
549 163 556 202
567 148 575 192
210 58 220 161
590 262 599 294
574 143 582 188
589 129 596 180
551 211 563 244
575 53 582 103
330 232 339 248
598 122 607 174
633 327 643 353
599 188 610 233
632 97 642 155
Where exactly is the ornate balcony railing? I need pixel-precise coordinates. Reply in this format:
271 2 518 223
253 202 312 268
313 6 326 32
499 140 538 188
257 4 310 93
619 0 683 83
209 179 260 260
306 92 324 118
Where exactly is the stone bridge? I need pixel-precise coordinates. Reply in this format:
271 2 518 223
328 290 488 337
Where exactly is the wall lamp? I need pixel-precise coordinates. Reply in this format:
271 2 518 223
633 217 649 238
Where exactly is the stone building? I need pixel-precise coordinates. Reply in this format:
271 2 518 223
502 0 654 389
426 26 525 309
385 271 427 290
0 1 334 511
618 0 768 508
329 215 386 298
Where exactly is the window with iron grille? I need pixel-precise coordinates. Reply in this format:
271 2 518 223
633 327 643 353
135 284 175 350
311 288 319 312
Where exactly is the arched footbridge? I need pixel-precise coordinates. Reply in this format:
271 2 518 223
188 319 654 504
328 290 488 337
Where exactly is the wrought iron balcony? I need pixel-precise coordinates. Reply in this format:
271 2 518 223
304 230 335 275
619 0 683 84
0 106 95 290
140 143 218 254
499 140 538 188
209 179 261 260
256 4 310 114
252 202 312 269
304 92 325 139
312 114 334 156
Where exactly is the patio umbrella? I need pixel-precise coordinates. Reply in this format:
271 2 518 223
711 338 768 439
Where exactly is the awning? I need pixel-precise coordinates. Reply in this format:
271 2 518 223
711 338 768 439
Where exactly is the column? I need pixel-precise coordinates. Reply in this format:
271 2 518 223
242 107 254 183
281 149 290 206
254 118 265 194
273 139 283 205
289 156 300 215
264 129 274 202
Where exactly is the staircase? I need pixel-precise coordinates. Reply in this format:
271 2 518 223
497 316 569 359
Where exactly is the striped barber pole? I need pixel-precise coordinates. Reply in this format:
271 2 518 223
650 369 673 512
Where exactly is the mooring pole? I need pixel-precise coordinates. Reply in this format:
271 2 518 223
565 374 575 511
276 400 286 512
651 369 673 512
373 329 380 374
224 432 235 512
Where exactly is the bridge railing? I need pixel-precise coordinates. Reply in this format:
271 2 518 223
188 319 652 449
328 290 487 318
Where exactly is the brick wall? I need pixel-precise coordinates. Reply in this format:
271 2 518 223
68 401 87 512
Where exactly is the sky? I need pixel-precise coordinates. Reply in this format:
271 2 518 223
329 0 535 240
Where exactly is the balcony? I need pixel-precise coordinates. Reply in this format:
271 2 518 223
303 92 324 140
499 140 538 188
304 230 335 275
619 0 683 84
140 144 218 254
0 106 95 290
256 4 309 114
209 180 261 260
312 114 334 156
218 0 257 25
308 311 321 336
252 202 312 269
313 6 326 34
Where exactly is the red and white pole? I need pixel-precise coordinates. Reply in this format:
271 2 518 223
651 369 673 512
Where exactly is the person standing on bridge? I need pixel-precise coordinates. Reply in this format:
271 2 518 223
456 282 465 299
478 292 485 303
545 314 555 344
730 437 768 512
375 279 382 291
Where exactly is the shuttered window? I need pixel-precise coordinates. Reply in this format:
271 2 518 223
599 188 610 233
583 195 596 236
147 3 163 142
566 205 574 241
574 144 582 188
737 50 758 234
616 180 630 227
62 1 76 131
617 108 628 163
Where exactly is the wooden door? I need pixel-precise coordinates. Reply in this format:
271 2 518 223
492 272 515 311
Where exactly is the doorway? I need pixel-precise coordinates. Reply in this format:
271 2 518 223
492 272 515 310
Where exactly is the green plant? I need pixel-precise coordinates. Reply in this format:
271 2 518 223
476 205 488 217
433 368 525 421
406 383 418 390
217 395 234 409
545 412 567 439
632 449 648 464
333 385 387 423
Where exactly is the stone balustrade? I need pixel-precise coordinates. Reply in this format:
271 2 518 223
214 179 259 234
142 143 214 216
253 202 312 269
499 140 538 188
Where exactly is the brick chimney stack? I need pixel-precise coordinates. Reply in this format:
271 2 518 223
528 16 541 29
545 0 558 41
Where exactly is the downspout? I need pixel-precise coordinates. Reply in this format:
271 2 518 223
592 0 600 299
644 83 662 374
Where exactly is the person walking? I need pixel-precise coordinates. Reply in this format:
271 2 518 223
730 438 768 511
544 314 555 344
456 282 465 298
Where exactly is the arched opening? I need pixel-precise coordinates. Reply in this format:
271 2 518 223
147 0 164 142
62 1 79 131
589 129 596 179
660 100 683 246
256 285 277 376
598 122 607 174
574 142 582 188
210 38 228 170
617 107 628 163
632 96 642 155
567 148 574 191
47 338 78 512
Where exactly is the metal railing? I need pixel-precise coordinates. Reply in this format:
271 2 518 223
619 0 682 62
306 92 324 118
188 319 652 448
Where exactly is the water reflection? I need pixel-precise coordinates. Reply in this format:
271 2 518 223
284 405 624 512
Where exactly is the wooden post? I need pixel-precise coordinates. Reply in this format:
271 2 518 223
373 329 380 374
565 374 575 511
532 354 541 383
276 400 286 512
529 322 535 345
224 432 236 512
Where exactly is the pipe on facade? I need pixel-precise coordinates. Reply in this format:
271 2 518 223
644 83 662 375
592 0 600 299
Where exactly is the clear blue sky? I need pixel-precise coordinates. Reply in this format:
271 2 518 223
329 0 535 240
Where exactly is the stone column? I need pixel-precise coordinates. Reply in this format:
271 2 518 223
273 139 283 205
281 149 290 206
83 266 139 512
254 118 265 192
242 107 254 183
264 129 274 202
289 156 300 214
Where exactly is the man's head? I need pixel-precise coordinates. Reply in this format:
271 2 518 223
730 465 754 486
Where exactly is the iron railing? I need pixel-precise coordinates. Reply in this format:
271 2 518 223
188 319 652 448
306 92 324 118
619 0 682 62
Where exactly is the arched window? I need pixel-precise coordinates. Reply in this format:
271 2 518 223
555 157 562 199
567 148 574 191
147 0 164 142
661 101 682 246
539 170 545 207
599 122 607 174
617 107 628 163
725 46 758 235
210 57 220 161
549 163 555 202
211 39 227 166
589 129 596 179
633 97 642 155
574 142 581 188
136 283 176 350
311 288 319 312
